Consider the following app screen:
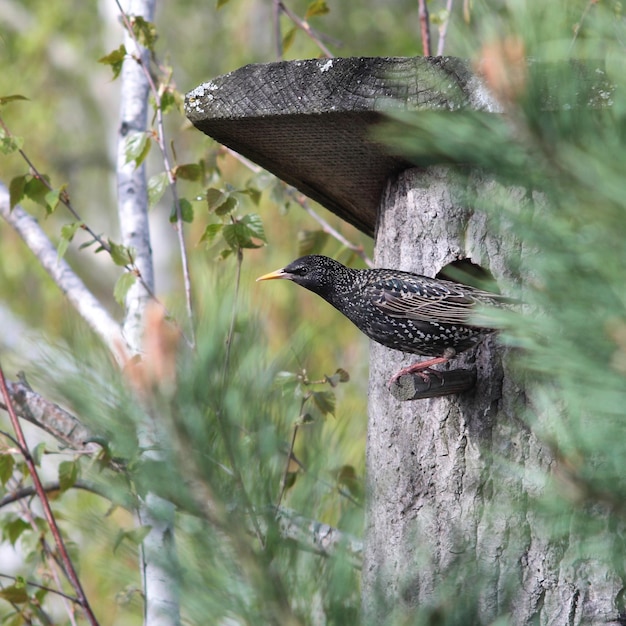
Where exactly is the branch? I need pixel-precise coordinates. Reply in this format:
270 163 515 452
277 0 335 58
0 184 129 365
1 377 95 450
275 507 362 569
115 3 181 625
418 0 432 56
0 365 99 626
0 479 114 510
436 0 454 56
114 0 196 349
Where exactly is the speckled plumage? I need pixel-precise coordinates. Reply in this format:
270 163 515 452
257 255 505 380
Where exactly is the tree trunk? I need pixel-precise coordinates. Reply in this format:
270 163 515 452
362 166 623 625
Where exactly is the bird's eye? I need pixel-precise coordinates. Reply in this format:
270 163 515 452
292 267 308 276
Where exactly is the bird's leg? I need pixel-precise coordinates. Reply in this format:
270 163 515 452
388 356 450 387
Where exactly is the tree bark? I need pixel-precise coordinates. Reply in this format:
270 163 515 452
361 166 623 625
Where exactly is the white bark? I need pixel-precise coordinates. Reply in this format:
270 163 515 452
116 2 180 625
0 184 129 364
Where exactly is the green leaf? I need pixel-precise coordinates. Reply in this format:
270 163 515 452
8 175 26 208
58 222 82 261
298 229 329 256
241 186 262 206
216 0 230 7
215 195 238 216
58 460 79 492
130 16 158 49
31 442 46 467
273 371 300 395
0 584 29 604
175 163 203 181
108 240 134 266
160 89 179 114
4 518 30 546
0 128 23 154
148 172 169 208
311 390 336 416
113 525 152 553
114 272 137 305
326 367 350 387
124 131 151 167
0 454 15 485
305 0 330 18
199 223 223 246
180 198 194 222
222 222 263 250
23 176 51 209
282 26 297 53
0 94 29 106
98 45 127 79
44 188 61 215
240 213 267 243
206 188 228 212
169 198 194 223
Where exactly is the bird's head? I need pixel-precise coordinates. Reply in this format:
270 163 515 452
256 255 347 297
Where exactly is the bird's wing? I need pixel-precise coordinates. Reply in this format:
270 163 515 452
369 278 492 325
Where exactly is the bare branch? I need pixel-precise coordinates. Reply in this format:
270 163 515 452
0 365 99 626
418 0 432 56
1 377 96 451
275 507 362 569
436 0 454 56
277 0 335 58
0 184 129 365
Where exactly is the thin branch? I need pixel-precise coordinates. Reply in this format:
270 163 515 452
0 365 99 626
276 420 300 509
418 0 432 56
221 148 373 267
216 247 265 544
436 0 454 56
0 184 129 365
0 574 80 605
274 507 362 569
284 187 374 267
277 0 335 58
115 0 196 349
0 480 109 509
568 0 598 56
273 0 283 59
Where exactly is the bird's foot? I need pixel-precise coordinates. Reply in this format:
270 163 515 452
388 357 449 388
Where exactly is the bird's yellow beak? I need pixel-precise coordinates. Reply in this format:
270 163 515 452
256 268 287 282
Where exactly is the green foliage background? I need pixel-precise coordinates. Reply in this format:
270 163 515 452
1 0 626 625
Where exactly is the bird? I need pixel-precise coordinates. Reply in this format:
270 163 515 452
257 255 507 386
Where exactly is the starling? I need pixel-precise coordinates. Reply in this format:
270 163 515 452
257 255 506 384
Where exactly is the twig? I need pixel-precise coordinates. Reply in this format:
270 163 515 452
418 0 432 56
285 187 374 267
277 0 335 58
0 364 99 626
273 0 283 59
0 480 117 510
0 574 80 605
568 0 598 56
275 507 363 569
114 0 196 349
216 247 265 545
276 420 300 509
221 148 373 267
436 0 454 56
